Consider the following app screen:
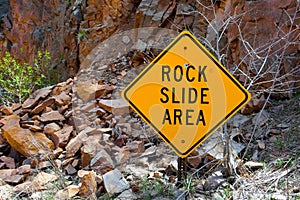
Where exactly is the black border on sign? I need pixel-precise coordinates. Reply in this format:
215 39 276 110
123 32 250 157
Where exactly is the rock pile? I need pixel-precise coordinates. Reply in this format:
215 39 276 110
0 77 179 199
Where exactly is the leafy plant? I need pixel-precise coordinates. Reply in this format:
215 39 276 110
76 29 88 43
0 52 46 104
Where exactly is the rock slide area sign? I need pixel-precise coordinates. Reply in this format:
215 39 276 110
122 30 251 158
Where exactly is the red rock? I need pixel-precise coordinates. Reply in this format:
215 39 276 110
53 91 72 106
65 164 77 175
0 156 15 169
65 131 88 158
16 165 31 174
0 105 13 115
98 99 129 115
0 115 55 157
126 141 145 154
40 111 65 122
44 122 61 135
187 150 202 169
114 134 128 147
27 125 43 132
90 150 114 174
269 129 281 135
38 161 52 170
30 98 55 115
81 140 104 168
80 101 97 112
0 169 15 180
79 171 97 197
51 125 73 148
3 174 28 185
22 86 53 109
14 172 58 193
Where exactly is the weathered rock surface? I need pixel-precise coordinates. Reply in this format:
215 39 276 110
0 115 54 157
103 169 129 196
1 0 298 95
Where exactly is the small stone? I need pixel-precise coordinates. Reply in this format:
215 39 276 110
257 140 265 149
65 130 88 158
16 165 31 174
103 169 129 196
126 141 145 154
28 125 43 132
3 174 27 185
53 91 71 106
244 161 264 170
65 164 77 175
38 161 52 170
269 129 281 135
0 156 15 169
55 185 80 199
187 150 202 169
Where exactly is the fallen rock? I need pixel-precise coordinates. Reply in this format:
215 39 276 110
103 169 129 196
0 105 13 115
98 99 129 115
90 150 114 174
51 125 73 148
76 81 114 103
55 185 80 199
22 86 54 109
78 171 97 197
0 156 15 169
65 129 89 158
244 161 264 170
187 150 202 169
30 98 55 115
14 172 58 193
81 140 104 168
126 140 145 154
53 91 72 106
0 115 55 157
44 122 61 135
40 111 65 122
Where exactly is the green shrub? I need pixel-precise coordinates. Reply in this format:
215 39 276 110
0 51 47 104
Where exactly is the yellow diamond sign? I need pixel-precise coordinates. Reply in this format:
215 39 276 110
122 30 251 158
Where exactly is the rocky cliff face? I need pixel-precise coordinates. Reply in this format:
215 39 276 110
0 0 299 95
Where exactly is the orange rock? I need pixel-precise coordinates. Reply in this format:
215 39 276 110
40 111 65 122
0 105 13 115
79 171 97 197
65 131 88 158
44 122 61 135
0 115 55 157
30 98 55 115
76 81 114 103
51 125 73 148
